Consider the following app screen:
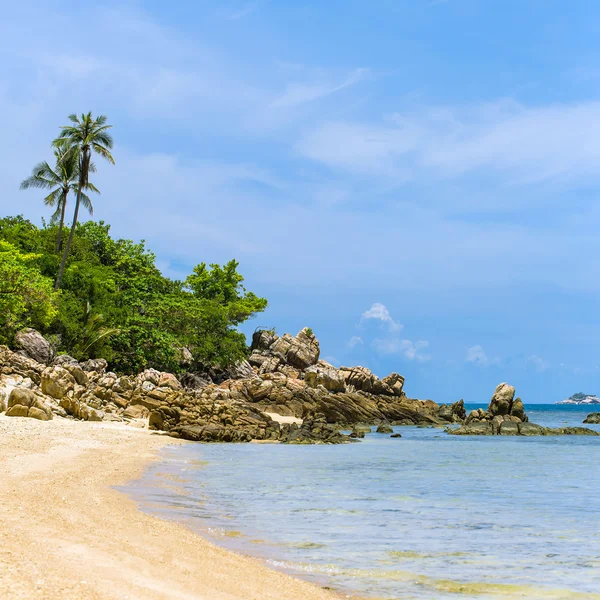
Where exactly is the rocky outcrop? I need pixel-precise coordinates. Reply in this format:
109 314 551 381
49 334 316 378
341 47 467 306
584 413 600 424
461 383 530 427
14 328 54 365
0 325 460 444
449 383 599 436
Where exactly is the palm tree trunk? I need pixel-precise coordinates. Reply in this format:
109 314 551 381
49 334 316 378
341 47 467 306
56 192 67 253
55 184 82 291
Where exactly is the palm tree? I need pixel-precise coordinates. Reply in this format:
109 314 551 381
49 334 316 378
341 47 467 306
52 112 114 290
20 149 97 253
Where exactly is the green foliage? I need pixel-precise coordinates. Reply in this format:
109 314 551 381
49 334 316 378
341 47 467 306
0 216 267 372
305 327 314 337
0 240 58 344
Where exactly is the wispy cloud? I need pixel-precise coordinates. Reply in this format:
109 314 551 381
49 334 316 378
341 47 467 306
347 335 363 349
361 302 402 332
296 99 600 186
271 68 368 108
373 338 430 361
527 354 549 372
466 345 500 367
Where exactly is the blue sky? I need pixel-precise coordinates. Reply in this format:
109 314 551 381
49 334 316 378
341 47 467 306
3 0 600 403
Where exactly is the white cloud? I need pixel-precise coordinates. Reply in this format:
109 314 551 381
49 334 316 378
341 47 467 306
373 338 430 362
466 345 500 367
528 354 549 372
296 99 600 186
361 303 402 332
347 336 363 349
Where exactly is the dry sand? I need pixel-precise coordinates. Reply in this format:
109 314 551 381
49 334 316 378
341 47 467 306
0 415 343 600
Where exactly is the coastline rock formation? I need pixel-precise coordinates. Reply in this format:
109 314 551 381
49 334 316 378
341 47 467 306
449 383 598 436
583 413 600 424
0 327 467 443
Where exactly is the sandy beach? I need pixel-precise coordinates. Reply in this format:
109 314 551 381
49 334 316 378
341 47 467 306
0 415 342 600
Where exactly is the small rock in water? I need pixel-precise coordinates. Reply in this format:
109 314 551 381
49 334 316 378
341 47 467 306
390 433 402 438
376 423 393 434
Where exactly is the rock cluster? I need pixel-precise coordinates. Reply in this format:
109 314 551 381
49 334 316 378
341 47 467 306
0 327 467 444
449 383 599 436
583 413 600 424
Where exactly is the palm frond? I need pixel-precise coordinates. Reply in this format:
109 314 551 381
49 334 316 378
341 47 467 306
92 143 115 164
79 192 94 215
43 188 62 207
49 203 64 223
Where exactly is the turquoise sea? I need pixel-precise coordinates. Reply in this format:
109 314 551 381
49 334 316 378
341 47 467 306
127 405 600 599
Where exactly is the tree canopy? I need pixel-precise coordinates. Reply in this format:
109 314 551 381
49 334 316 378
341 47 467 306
0 216 267 373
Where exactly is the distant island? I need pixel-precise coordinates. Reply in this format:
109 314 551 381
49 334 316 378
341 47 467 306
556 393 600 405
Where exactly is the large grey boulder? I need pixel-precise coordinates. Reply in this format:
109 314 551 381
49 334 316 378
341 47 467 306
14 328 53 365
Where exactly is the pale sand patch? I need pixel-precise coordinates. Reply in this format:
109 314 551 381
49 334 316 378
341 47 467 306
264 412 303 425
0 414 342 600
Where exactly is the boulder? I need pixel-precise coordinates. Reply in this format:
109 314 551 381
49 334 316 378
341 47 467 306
488 383 515 416
284 414 349 444
551 427 599 436
123 405 149 420
510 397 527 421
6 388 52 420
59 396 103 421
227 360 255 380
448 422 494 435
390 433 402 438
14 329 53 365
304 362 346 393
251 329 279 351
53 355 79 367
376 423 394 433
499 421 519 435
339 366 390 395
353 423 372 434
381 373 405 396
518 423 547 436
583 413 600 424
63 363 89 387
79 358 108 373
270 328 320 370
40 366 76 399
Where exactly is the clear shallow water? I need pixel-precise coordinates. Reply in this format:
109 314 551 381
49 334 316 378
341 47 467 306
127 405 600 599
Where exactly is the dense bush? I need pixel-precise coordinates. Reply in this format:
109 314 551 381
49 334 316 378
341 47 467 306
0 216 267 373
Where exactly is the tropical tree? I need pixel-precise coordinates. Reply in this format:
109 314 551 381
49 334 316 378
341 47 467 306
20 148 97 253
53 113 114 290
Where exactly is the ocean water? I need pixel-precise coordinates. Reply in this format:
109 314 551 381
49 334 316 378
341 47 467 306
127 405 600 599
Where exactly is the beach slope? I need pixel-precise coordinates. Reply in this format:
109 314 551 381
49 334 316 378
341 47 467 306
0 415 340 600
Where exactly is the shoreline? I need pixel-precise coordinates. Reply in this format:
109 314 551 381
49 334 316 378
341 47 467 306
0 415 346 600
